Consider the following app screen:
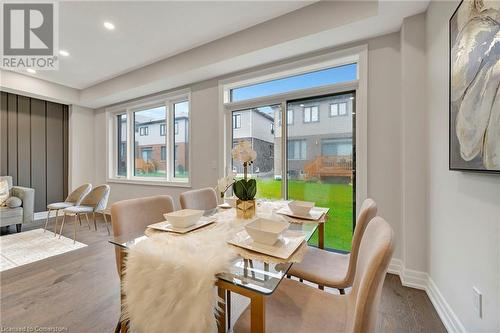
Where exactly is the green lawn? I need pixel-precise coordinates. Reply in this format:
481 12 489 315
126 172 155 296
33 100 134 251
256 179 353 251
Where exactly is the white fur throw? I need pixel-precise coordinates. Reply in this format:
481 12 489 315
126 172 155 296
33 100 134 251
123 223 236 333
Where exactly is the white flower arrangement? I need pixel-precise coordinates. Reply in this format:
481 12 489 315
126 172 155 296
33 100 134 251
231 141 256 180
216 169 236 198
231 140 257 165
231 141 257 201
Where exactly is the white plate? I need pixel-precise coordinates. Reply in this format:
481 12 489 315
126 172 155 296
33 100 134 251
227 229 306 260
276 206 329 221
147 216 216 234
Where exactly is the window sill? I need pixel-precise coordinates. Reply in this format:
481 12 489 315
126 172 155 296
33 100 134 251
107 177 191 188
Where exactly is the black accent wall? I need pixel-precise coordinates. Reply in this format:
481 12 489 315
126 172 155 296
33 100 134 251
0 91 68 212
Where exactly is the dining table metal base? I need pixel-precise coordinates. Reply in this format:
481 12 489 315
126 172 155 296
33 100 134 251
217 279 266 333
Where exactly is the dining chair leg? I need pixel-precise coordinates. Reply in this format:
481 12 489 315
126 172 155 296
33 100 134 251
43 209 51 232
248 259 256 279
84 213 91 230
93 212 97 231
120 321 129 333
114 321 121 333
58 214 67 238
226 290 231 330
78 214 82 226
73 214 78 244
102 212 110 235
53 210 60 236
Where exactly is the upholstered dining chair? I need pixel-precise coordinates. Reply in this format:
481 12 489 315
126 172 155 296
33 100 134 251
44 183 92 235
110 195 175 333
179 187 218 211
59 184 110 243
110 195 175 276
288 198 377 293
233 216 394 333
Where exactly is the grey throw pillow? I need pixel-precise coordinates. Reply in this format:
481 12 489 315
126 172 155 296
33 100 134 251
6 196 22 208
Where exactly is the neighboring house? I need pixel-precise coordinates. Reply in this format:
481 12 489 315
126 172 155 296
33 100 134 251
233 95 353 181
280 94 353 181
119 114 189 176
232 108 276 175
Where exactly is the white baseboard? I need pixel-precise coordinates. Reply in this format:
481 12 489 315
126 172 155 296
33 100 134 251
34 210 58 221
389 258 466 333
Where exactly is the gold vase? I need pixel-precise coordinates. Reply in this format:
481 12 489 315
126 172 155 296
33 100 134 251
236 199 256 219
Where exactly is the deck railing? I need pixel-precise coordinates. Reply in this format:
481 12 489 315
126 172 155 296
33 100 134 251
304 155 353 179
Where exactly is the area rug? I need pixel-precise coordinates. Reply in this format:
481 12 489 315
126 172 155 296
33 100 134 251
0 228 87 272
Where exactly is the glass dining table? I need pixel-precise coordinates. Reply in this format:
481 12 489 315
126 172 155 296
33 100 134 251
109 205 325 333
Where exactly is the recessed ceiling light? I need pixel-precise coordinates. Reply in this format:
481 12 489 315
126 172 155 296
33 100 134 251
59 50 70 57
26 68 36 74
103 21 115 30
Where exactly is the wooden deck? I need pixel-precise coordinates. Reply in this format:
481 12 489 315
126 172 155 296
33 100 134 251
304 155 353 180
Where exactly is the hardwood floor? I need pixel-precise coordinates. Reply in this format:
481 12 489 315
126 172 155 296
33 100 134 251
1 217 446 333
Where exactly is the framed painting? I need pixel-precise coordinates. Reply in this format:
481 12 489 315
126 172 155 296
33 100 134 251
449 0 500 173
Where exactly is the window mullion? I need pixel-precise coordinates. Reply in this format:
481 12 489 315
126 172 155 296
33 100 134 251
167 102 174 181
127 109 133 180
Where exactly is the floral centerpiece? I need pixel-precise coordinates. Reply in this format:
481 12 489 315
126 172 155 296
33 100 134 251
231 141 257 218
216 169 236 201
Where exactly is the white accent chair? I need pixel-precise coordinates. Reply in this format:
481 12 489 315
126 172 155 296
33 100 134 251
44 183 92 235
60 184 110 243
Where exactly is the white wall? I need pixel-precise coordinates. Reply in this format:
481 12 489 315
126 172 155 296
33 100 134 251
366 32 403 260
401 13 428 273
68 105 95 190
426 1 500 332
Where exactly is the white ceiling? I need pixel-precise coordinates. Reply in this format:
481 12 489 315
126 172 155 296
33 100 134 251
28 1 314 89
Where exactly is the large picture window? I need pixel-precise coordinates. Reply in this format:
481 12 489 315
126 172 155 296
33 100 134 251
108 91 190 184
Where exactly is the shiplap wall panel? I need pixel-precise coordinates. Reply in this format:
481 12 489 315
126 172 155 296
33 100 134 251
0 91 67 213
17 96 31 187
46 102 65 205
31 98 47 212
7 94 17 184
0 92 7 175
62 106 68 198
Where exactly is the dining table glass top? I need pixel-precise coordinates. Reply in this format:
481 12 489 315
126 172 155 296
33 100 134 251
108 202 320 295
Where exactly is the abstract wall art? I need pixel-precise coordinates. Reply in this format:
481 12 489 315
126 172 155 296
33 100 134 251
449 0 500 173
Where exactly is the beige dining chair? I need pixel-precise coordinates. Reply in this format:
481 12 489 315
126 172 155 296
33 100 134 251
59 184 110 243
110 195 175 276
288 198 377 293
179 187 218 211
233 216 394 333
44 183 92 234
110 195 175 333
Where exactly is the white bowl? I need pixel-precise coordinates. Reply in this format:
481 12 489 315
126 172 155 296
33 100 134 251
224 196 237 208
288 200 315 216
245 216 290 246
164 209 204 228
